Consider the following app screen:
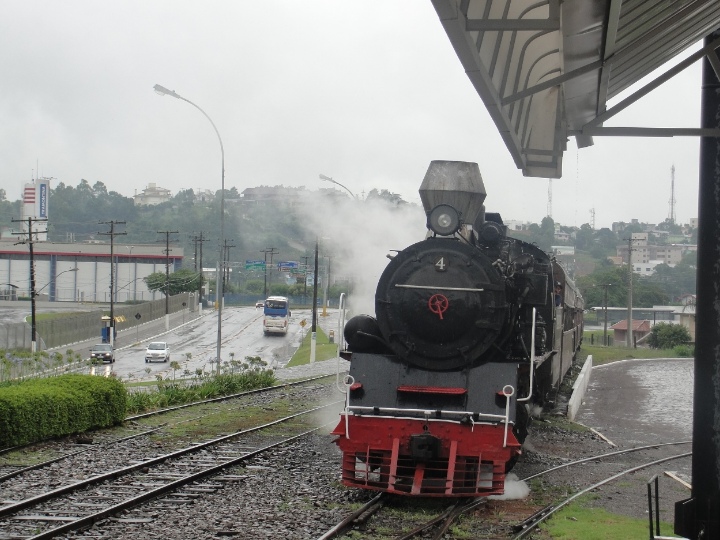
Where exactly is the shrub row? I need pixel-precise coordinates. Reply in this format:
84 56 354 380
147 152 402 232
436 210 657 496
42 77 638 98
0 375 127 448
125 369 277 414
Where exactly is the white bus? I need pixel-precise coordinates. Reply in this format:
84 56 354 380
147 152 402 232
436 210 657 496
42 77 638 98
262 296 291 335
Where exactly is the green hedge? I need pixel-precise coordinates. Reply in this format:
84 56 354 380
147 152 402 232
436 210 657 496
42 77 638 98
0 375 127 448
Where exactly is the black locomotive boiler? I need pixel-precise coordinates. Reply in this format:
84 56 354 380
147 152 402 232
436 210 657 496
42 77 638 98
332 160 583 497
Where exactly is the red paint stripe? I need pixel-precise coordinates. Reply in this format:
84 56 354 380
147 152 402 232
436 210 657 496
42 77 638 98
397 385 467 395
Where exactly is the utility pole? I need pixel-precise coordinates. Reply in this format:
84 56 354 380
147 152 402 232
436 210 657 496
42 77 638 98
322 255 331 316
260 247 279 298
301 255 310 305
192 232 207 307
223 239 234 289
12 217 48 353
625 236 635 348
600 283 613 346
311 240 319 363
223 239 235 290
99 221 126 348
157 230 179 331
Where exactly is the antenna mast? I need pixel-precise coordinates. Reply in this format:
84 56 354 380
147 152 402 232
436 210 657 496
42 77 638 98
547 179 553 219
669 165 677 224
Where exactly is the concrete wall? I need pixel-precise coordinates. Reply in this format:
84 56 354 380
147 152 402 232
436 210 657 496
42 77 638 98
567 355 593 421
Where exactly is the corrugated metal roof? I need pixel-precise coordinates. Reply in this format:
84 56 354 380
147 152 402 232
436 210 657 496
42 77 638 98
433 0 720 178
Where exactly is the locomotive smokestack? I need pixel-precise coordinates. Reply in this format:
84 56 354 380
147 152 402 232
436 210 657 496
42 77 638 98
419 161 487 230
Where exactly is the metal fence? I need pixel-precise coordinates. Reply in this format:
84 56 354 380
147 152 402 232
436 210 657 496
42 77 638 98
0 293 194 351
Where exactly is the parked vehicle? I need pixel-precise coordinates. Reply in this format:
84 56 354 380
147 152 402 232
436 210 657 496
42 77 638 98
145 342 170 363
90 343 115 364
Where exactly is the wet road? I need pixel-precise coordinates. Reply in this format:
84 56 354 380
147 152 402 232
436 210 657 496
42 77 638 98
576 357 693 446
82 306 340 382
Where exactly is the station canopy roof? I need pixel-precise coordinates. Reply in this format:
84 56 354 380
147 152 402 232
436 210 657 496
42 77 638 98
433 0 720 178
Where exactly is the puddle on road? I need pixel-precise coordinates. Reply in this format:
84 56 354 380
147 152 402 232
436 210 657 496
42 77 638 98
626 359 693 440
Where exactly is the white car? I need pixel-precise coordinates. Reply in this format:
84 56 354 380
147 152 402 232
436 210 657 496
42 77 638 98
145 341 170 363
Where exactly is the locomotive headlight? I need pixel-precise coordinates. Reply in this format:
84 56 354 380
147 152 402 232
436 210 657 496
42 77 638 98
427 204 461 236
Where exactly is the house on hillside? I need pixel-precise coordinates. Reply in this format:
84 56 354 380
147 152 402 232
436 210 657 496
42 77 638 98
134 183 172 206
611 319 652 346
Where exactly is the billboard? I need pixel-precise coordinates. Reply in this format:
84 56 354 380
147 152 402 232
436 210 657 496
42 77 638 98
277 261 298 272
21 179 50 241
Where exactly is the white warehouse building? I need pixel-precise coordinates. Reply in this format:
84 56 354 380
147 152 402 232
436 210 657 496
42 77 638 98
0 240 183 303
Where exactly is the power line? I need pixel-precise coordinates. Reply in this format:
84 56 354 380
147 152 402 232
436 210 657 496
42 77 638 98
260 247 279 297
157 230 179 320
192 232 208 305
98 220 126 347
11 216 48 352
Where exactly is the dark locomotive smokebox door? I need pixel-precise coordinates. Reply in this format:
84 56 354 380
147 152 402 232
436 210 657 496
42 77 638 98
375 238 507 370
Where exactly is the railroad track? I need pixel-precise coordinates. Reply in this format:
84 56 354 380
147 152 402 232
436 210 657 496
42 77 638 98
312 440 693 540
316 494 488 540
0 402 341 539
512 450 692 539
0 373 335 481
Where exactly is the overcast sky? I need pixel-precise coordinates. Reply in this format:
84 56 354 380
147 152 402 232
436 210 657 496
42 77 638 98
0 1 704 230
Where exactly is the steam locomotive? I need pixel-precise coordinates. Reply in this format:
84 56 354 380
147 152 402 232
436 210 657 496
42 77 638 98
332 160 583 497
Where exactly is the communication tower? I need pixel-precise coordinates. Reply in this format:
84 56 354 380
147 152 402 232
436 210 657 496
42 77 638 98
547 179 552 219
668 165 676 224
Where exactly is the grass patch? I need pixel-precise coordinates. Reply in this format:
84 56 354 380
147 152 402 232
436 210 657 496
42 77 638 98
541 496 679 539
286 326 338 367
535 414 592 434
580 335 684 367
24 311 92 323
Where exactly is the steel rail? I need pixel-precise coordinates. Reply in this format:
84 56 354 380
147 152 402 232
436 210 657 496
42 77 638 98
428 498 488 540
126 372 334 420
521 439 691 482
0 425 165 483
26 421 335 540
512 452 692 539
0 372 335 458
318 496 488 540
0 401 342 520
315 493 387 540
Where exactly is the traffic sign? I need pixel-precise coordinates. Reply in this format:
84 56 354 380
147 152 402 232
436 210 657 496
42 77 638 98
245 260 265 270
300 319 307 327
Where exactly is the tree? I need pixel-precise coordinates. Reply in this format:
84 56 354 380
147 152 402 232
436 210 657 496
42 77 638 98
647 322 691 349
143 269 203 296
574 223 594 251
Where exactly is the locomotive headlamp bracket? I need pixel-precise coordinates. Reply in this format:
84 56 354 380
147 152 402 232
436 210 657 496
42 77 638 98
427 204 461 236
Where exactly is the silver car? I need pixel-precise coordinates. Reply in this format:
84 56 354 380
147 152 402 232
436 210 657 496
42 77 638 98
145 341 170 363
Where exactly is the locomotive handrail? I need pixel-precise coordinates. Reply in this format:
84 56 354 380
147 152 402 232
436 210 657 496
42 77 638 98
345 400 515 448
344 406 509 423
518 307 537 403
395 284 485 292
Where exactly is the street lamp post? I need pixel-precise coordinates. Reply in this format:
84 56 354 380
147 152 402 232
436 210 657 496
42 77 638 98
154 84 225 374
127 246 135 301
319 174 357 199
32 267 78 351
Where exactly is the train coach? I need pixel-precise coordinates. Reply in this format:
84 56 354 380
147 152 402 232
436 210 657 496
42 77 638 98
332 160 583 497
